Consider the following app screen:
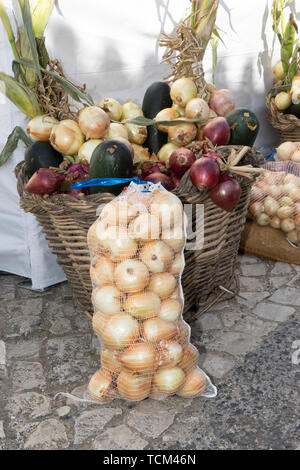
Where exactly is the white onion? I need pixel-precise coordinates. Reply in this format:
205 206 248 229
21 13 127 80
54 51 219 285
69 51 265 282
185 98 209 121
287 230 299 244
159 341 183 368
119 342 157 374
101 200 142 226
124 123 147 145
151 191 184 230
153 366 185 394
158 298 183 322
155 108 179 132
140 240 174 273
87 223 101 254
78 106 110 139
88 369 116 403
107 122 129 140
277 142 298 161
125 291 161 319
177 367 207 398
281 218 295 233
50 119 84 155
117 371 151 401
291 150 300 163
149 272 177 299
168 119 197 146
170 78 197 107
275 92 292 111
250 202 264 218
277 206 294 219
114 259 150 293
158 143 180 166
78 139 103 163
101 347 122 374
27 115 59 142
121 101 143 120
172 103 186 117
142 317 178 343
270 216 281 230
97 226 138 261
176 320 191 344
264 196 279 216
269 185 283 199
169 254 185 276
161 227 185 252
101 313 139 349
257 213 270 226
129 213 161 241
279 196 293 207
90 255 115 286
178 344 199 372
98 98 122 121
92 285 123 315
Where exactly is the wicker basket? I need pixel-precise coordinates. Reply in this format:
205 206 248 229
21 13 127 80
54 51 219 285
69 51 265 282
266 93 300 142
16 146 262 322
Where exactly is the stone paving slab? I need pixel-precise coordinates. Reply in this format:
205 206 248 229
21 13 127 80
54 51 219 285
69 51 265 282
0 254 299 450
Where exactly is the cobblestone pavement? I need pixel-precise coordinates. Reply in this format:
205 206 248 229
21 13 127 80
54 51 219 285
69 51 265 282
0 253 299 450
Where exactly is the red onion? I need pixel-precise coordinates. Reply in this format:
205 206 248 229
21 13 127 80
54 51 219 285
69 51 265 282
171 172 181 188
25 169 65 195
141 161 167 179
68 163 89 176
209 174 241 212
169 148 196 176
202 151 221 160
202 117 231 146
190 157 220 191
209 89 235 117
145 172 174 190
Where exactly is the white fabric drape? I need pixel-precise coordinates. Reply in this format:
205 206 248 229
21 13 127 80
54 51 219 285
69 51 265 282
0 0 284 287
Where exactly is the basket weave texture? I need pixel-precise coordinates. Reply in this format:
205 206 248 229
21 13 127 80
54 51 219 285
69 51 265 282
15 146 262 322
266 94 300 142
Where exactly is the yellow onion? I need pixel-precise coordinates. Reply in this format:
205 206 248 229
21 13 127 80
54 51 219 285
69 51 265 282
249 201 263 217
143 317 178 343
176 320 191 344
78 106 110 139
101 200 142 226
107 122 129 140
161 227 185 252
125 123 147 145
291 150 300 163
101 347 122 374
283 183 298 195
172 103 186 117
170 78 197 106
125 291 161 319
149 272 177 299
281 218 295 233
50 119 84 155
273 61 285 81
93 311 110 337
257 213 270 226
140 240 174 273
155 108 179 132
287 230 299 244
119 342 157 374
92 285 123 315
168 119 197 146
269 184 283 199
250 185 264 202
151 191 183 230
114 259 150 293
88 369 116 403
170 286 181 300
98 97 122 121
279 196 293 207
284 174 300 186
150 383 169 400
158 143 180 166
177 367 207 398
159 298 183 322
270 216 281 230
97 226 138 261
101 313 139 349
153 366 185 394
132 144 150 164
277 142 298 161
127 191 153 210
129 213 161 241
159 341 183 368
275 92 292 111
121 101 143 120
87 223 101 254
169 254 185 276
78 139 103 163
27 115 59 141
117 370 151 401
90 255 115 286
185 98 209 121
264 196 279 216
178 344 199 372
277 206 294 219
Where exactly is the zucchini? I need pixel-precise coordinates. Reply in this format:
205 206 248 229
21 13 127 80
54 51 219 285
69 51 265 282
226 108 260 146
89 140 133 195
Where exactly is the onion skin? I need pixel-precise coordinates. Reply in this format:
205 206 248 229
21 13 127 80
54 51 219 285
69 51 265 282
209 89 235 117
169 148 196 176
159 298 183 322
98 97 122 121
209 174 241 212
168 121 197 147
190 157 220 191
88 369 116 403
170 78 197 107
177 368 207 398
140 240 174 273
202 117 231 146
25 168 65 195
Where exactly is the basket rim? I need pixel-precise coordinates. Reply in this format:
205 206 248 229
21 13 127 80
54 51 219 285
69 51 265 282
265 93 300 131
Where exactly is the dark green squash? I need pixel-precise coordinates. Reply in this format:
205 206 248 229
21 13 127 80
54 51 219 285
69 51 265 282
89 140 133 195
142 82 173 155
226 108 260 146
25 141 63 177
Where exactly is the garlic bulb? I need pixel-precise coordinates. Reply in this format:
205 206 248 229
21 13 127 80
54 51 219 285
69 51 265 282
90 255 115 286
155 108 179 133
98 98 122 121
50 119 84 155
78 139 103 163
101 313 139 349
117 371 151 401
119 342 157 374
78 106 110 139
170 78 197 107
142 317 178 343
177 368 206 398
149 272 177 299
140 240 174 273
88 369 116 403
153 366 185 394
92 285 123 315
27 115 59 142
114 259 150 293
125 291 161 319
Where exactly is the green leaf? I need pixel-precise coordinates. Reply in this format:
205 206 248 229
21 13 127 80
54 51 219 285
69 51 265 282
19 0 44 92
0 126 33 167
124 116 209 127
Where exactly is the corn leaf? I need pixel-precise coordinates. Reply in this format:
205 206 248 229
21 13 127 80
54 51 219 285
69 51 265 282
281 13 297 74
31 0 55 37
0 71 41 117
125 116 209 127
0 126 33 167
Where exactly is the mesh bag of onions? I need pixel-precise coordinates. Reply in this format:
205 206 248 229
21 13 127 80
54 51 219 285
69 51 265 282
86 181 217 402
249 161 300 247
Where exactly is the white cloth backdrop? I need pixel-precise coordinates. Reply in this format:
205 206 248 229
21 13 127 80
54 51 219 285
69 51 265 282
0 0 292 287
